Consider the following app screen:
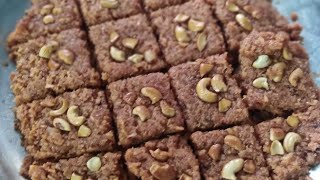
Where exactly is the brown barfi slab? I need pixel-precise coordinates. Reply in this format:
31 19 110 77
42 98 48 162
108 73 185 147
25 152 124 180
7 0 82 47
239 31 318 115
10 29 100 105
143 0 188 12
190 125 270 180
125 135 201 180
169 54 248 132
150 0 225 66
77 0 143 26
255 115 320 180
90 14 166 83
16 88 116 160
214 0 301 52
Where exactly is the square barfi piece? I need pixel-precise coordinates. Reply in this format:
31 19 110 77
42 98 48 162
77 0 143 26
90 14 166 83
7 0 82 47
150 0 225 66
190 125 270 180
255 116 320 180
169 54 248 132
239 31 318 115
125 135 201 180
25 152 124 179
108 73 185 147
143 0 188 12
16 88 116 160
214 0 301 52
10 29 100 105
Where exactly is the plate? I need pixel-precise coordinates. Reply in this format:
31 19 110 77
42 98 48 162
0 0 319 179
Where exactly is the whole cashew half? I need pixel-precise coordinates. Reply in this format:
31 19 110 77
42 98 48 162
196 78 218 103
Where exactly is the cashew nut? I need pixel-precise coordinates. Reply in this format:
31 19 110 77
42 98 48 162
252 77 269 90
224 135 244 151
67 106 86 126
141 87 162 104
160 101 176 117
267 62 286 82
208 144 222 161
49 99 69 116
100 0 120 9
122 38 139 49
173 14 189 23
199 63 213 77
235 14 252 31
226 1 239 12
110 31 119 43
243 160 256 174
175 26 190 43
70 173 83 180
211 74 228 92
86 156 102 172
188 19 205 32
196 78 218 103
78 125 92 138
270 128 285 141
221 158 244 180
218 98 232 113
252 55 272 69
149 149 171 161
283 132 302 152
286 115 300 127
53 118 71 132
289 68 303 87
270 140 285 155
179 174 192 180
197 33 207 52
132 105 151 122
283 47 293 60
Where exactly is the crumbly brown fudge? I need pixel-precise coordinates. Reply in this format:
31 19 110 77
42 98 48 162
77 0 143 26
125 135 201 180
150 0 225 66
108 73 185 147
239 31 318 115
90 14 166 83
10 29 100 105
25 152 124 180
7 0 82 47
255 115 320 180
16 88 116 160
214 0 301 52
143 0 188 12
190 125 270 180
169 54 248 131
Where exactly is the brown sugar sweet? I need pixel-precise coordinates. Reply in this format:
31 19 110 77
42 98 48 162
143 0 189 12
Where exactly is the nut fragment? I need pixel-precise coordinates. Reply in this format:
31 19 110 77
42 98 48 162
188 19 205 32
110 31 120 43
221 158 244 180
289 68 303 87
211 74 228 92
283 47 293 60
78 125 92 138
226 1 239 12
196 78 218 103
47 59 60 71
270 128 285 141
243 160 256 174
199 63 213 77
141 87 162 104
49 99 69 116
100 0 120 8
252 55 272 69
144 50 157 63
283 132 302 152
39 45 54 59
128 54 144 64
110 46 126 62
224 135 244 151
197 33 207 52
173 14 190 23
252 77 269 90
132 105 151 122
160 101 176 117
286 115 300 127
235 14 253 31
40 4 54 15
149 163 175 180
219 98 232 113
179 174 192 180
67 106 85 126
86 157 102 172
270 140 285 155
70 173 83 180
53 118 71 132
149 149 171 161
109 176 119 180
43 15 55 24
58 49 74 65
267 62 286 82
122 38 138 49
208 144 222 161
52 7 62 15
175 26 190 43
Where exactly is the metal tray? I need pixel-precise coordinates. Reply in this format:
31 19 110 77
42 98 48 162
0 0 319 179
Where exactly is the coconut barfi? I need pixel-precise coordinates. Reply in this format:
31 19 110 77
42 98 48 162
108 73 185 147
169 54 248 131
89 14 166 83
